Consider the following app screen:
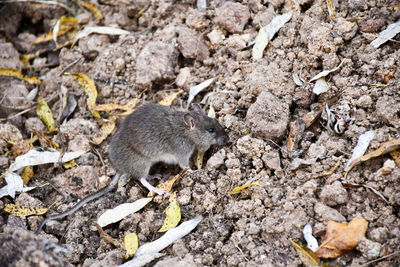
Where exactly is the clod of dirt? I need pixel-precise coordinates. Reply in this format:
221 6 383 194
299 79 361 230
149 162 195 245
178 26 210 61
0 43 22 70
376 95 400 128
358 18 386 33
52 166 101 199
246 91 289 141
0 122 23 151
356 237 382 260
333 19 358 41
135 41 179 86
0 226 67 266
314 202 346 222
319 181 348 206
214 2 250 33
206 148 226 169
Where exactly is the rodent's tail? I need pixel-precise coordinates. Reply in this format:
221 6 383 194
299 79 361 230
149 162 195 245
35 173 121 234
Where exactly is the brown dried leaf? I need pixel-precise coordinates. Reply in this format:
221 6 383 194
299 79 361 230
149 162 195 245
147 169 188 197
290 239 320 266
316 218 368 258
344 137 400 178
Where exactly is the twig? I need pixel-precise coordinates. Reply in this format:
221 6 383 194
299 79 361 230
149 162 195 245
362 250 400 266
59 58 82 77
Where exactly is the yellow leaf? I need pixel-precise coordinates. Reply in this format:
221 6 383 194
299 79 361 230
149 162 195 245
36 98 57 132
159 90 183 106
326 0 336 20
0 68 41 85
316 218 368 258
252 25 269 60
230 181 260 195
158 192 181 232
194 150 204 169
147 169 188 197
4 204 48 216
80 2 103 21
21 166 34 185
289 239 320 266
63 159 77 169
33 16 79 44
94 99 138 115
72 73 101 118
92 119 116 145
124 233 138 259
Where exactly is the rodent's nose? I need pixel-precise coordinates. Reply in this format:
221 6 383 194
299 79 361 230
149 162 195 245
217 133 229 145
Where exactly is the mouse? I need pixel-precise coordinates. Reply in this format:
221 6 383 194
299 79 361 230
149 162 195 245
36 102 229 234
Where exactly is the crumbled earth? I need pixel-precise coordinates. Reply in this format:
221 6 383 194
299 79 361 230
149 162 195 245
0 0 400 266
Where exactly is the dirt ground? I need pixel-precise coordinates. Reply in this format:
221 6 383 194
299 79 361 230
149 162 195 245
0 0 399 266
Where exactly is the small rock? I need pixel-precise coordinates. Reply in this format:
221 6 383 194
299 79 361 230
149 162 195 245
307 144 327 159
357 237 381 260
206 149 226 169
314 202 346 222
225 158 241 169
236 135 265 158
0 122 23 151
175 67 191 88
246 91 289 141
113 58 125 72
154 254 196 267
0 42 22 70
369 227 388 243
261 149 281 170
178 26 209 61
214 2 250 33
356 95 373 108
207 28 225 45
319 181 348 206
377 159 396 176
334 19 358 41
376 95 400 128
225 34 252 50
24 117 46 134
136 41 178 86
358 18 385 33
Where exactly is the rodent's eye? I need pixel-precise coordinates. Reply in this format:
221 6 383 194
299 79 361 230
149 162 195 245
207 128 215 133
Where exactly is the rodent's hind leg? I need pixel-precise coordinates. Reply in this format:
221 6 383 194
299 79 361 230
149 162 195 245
140 177 166 195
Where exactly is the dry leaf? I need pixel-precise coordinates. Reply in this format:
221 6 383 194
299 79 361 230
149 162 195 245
248 13 292 46
194 150 204 169
345 130 375 170
187 78 215 108
124 233 139 259
4 204 48 216
370 20 400 48
290 239 320 266
303 224 319 252
313 156 343 178
342 182 389 204
309 58 347 82
313 77 330 95
11 139 31 158
80 2 103 21
36 98 57 133
34 16 79 44
0 68 41 85
92 119 116 145
159 90 183 106
159 192 181 232
316 218 368 258
286 119 306 155
147 169 188 197
326 0 336 20
252 25 269 60
97 198 153 227
21 166 34 185
72 73 101 118
136 218 201 256
94 99 139 116
73 26 130 46
389 150 400 168
344 137 400 178
230 181 259 194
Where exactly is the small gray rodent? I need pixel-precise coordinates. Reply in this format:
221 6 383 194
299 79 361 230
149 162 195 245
36 103 229 233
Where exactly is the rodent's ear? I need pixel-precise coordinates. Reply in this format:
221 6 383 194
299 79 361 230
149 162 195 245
184 113 197 129
192 104 204 114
